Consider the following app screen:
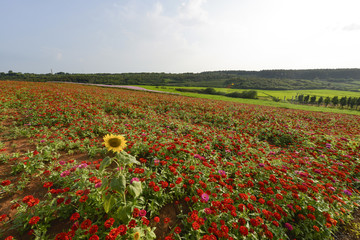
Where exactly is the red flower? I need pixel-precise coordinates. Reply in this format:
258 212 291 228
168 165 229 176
307 205 315 212
250 218 260 227
313 225 320 232
154 216 160 223
29 216 40 225
0 214 7 222
164 217 170 224
76 190 84 196
43 182 53 188
1 180 11 186
221 225 229 234
80 219 92 230
275 194 283 200
265 230 274 239
55 232 71 240
307 214 316 220
23 195 40 207
71 222 79 231
118 224 127 235
142 217 150 226
128 219 137 228
89 235 99 240
238 204 246 212
175 177 182 184
174 226 181 234
273 212 282 220
70 212 80 221
238 218 246 226
65 198 71 205
22 195 33 203
11 203 20 210
106 228 120 240
104 218 115 229
239 226 248 236
89 225 98 234
161 181 169 188
192 221 200 230
153 185 160 192
57 197 65 205
132 208 140 218
239 193 248 200
4 236 14 240
79 195 88 203
272 221 279 227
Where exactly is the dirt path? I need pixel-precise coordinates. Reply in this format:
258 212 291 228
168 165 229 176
49 82 178 94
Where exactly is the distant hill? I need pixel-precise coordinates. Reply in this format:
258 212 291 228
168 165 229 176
1 68 360 91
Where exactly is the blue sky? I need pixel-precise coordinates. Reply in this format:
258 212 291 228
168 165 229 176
1 0 360 73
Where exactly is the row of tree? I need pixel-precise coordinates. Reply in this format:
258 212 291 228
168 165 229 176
1 68 360 91
295 94 360 110
176 88 258 99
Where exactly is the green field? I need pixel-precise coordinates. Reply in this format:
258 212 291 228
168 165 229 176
138 85 360 116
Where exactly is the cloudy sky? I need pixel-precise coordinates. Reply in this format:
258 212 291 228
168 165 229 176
1 0 360 73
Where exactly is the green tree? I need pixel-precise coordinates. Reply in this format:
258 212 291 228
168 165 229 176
304 95 310 104
331 96 339 107
310 96 317 104
298 94 304 103
339 96 347 108
350 97 356 109
356 97 360 110
317 96 323 106
347 97 352 108
324 97 331 107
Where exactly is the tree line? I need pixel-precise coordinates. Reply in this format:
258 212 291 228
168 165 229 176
294 94 360 110
1 68 360 91
176 87 258 99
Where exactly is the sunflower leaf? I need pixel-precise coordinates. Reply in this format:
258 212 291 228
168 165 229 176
99 156 112 172
127 181 142 198
116 204 132 222
120 151 140 165
110 174 126 193
103 194 115 213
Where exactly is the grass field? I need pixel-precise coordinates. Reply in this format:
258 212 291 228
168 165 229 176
137 85 360 116
139 86 360 99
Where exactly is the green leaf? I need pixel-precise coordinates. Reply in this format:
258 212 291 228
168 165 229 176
110 174 126 193
99 156 112 171
99 178 108 192
148 228 157 239
116 204 132 222
103 194 115 213
127 181 142 198
119 151 140 165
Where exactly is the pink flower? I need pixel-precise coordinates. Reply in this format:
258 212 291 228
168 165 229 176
130 178 139 184
139 209 147 217
60 170 70 177
284 223 293 231
201 193 209 202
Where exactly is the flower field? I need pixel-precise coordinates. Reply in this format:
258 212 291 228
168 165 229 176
1 81 360 240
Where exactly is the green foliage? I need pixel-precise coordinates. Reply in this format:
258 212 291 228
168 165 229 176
258 128 298 147
175 87 258 99
2 68 360 90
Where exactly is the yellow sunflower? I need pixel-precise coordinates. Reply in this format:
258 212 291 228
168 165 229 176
133 232 140 240
103 134 127 153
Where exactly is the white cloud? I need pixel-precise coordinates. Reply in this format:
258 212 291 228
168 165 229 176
178 0 208 26
56 52 63 60
343 23 360 31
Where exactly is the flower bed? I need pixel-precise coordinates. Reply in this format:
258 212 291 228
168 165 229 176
0 81 360 240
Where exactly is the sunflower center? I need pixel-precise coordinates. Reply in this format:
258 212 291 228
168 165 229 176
108 138 122 148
